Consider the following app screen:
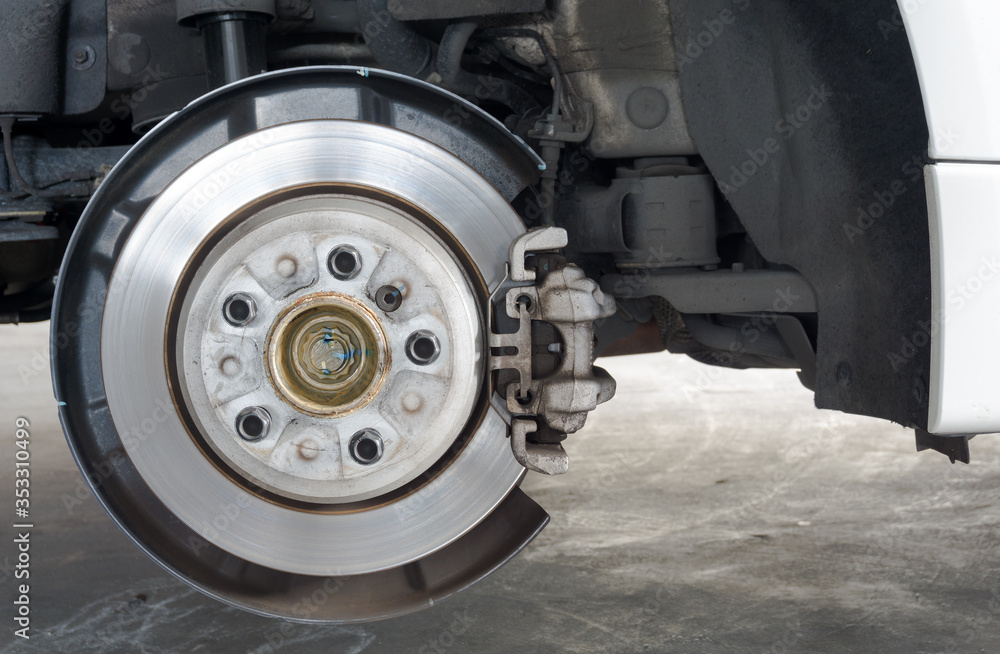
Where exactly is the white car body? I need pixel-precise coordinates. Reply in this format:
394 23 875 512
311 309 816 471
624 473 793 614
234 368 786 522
901 0 1000 433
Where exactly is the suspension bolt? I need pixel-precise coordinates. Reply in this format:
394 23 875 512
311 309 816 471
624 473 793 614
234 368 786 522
235 407 271 442
328 245 362 280
349 429 383 465
223 292 257 327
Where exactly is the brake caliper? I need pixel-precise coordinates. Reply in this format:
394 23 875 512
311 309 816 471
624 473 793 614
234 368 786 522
490 227 617 474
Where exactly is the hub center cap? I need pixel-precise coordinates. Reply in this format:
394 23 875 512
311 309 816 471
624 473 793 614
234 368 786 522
269 293 389 416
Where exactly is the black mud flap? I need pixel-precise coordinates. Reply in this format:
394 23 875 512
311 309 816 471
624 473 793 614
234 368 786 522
668 0 932 429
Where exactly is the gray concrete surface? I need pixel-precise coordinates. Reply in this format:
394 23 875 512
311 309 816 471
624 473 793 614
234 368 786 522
1 321 999 653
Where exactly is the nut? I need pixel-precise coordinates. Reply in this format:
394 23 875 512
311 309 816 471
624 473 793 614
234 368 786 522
235 406 271 442
327 245 362 280
405 330 441 365
223 292 257 327
349 429 383 465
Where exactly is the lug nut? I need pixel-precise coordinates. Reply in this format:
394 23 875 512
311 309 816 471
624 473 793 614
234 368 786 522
375 285 402 312
328 245 362 280
223 292 257 327
406 330 441 365
235 406 270 441
349 429 383 465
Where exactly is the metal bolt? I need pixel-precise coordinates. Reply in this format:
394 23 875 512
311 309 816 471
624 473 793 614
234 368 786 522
375 285 402 312
406 330 441 365
328 245 362 280
349 429 383 465
70 44 95 71
223 292 257 327
235 407 271 441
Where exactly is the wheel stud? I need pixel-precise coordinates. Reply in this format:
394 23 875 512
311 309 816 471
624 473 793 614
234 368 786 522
223 292 257 327
375 285 402 312
349 429 383 465
328 245 362 280
406 331 441 365
235 407 271 441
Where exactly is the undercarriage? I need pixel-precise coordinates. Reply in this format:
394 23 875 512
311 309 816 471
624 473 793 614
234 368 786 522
0 0 935 620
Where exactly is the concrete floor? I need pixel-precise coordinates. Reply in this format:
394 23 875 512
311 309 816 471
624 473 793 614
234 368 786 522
2 321 1000 653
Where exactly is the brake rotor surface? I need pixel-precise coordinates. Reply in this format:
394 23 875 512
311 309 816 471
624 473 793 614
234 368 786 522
102 120 524 575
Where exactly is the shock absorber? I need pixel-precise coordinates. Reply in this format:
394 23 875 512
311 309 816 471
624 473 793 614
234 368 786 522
176 0 276 89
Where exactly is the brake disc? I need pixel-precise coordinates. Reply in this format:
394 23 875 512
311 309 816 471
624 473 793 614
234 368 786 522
51 67 550 620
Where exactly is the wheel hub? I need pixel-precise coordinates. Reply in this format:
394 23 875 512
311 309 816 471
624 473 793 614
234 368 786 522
176 189 485 506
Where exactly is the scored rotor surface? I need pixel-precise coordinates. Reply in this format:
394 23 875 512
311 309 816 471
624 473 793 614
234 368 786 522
100 120 526 575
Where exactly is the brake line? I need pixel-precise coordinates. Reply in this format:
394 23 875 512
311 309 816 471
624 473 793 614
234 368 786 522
0 116 91 198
